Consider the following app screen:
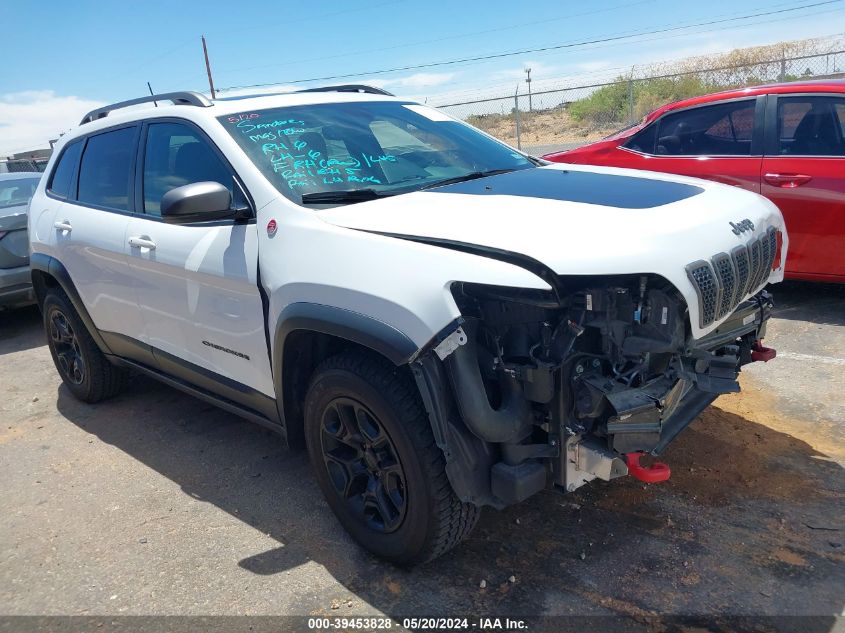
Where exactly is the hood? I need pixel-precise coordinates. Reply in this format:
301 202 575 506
317 164 787 339
0 203 29 232
318 164 784 277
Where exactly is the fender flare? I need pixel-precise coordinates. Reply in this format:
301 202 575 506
273 302 418 368
30 253 112 354
272 303 492 505
272 302 419 438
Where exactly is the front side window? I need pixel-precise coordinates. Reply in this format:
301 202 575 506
47 140 83 199
0 177 40 209
143 122 233 215
218 101 534 205
775 96 845 156
77 127 137 211
626 99 756 156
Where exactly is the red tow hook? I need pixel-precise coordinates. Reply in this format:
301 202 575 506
625 452 671 483
751 340 777 363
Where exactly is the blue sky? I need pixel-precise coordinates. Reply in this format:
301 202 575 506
1 0 843 153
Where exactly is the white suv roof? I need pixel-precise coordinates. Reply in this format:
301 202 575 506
69 87 402 142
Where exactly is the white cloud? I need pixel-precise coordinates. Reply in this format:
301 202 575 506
0 91 105 156
215 84 300 98
214 73 459 100
491 60 560 83
573 60 615 73
375 72 458 90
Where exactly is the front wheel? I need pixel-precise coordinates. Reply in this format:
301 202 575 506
304 352 479 564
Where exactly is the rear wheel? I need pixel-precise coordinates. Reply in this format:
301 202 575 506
304 351 479 564
43 288 127 403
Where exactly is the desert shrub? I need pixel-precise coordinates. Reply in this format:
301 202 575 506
567 36 841 127
570 75 718 126
568 80 630 126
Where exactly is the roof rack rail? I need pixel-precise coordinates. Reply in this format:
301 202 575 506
297 84 395 97
79 91 213 125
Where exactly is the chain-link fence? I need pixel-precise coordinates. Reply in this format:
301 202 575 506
0 158 48 174
436 49 845 156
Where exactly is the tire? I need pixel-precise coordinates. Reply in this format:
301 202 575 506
304 351 479 565
42 287 128 403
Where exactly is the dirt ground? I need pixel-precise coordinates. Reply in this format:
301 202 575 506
0 282 843 631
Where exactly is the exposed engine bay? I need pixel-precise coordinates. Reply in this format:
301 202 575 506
422 276 775 507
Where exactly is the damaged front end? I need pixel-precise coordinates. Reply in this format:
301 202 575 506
413 276 774 508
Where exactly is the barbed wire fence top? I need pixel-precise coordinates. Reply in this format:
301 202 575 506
433 43 844 156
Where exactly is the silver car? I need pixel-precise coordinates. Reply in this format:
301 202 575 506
0 172 41 308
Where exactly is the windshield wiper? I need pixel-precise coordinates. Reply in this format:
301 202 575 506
419 168 518 191
300 189 395 205
300 168 521 204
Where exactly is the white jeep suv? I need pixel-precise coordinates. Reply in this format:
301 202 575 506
29 87 786 564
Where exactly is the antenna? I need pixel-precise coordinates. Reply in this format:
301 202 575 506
147 82 158 107
201 35 217 99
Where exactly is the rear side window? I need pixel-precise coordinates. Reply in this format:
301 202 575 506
774 96 845 156
47 141 83 199
77 127 137 211
142 122 232 215
627 100 756 156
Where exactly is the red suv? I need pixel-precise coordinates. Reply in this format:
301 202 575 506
544 80 845 282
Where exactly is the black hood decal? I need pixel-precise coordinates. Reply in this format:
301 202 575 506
429 168 703 209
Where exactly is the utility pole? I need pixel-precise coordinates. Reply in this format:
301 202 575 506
524 67 533 112
201 35 217 99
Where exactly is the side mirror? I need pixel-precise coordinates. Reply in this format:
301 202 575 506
160 181 233 224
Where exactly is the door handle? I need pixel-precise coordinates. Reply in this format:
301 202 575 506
764 173 812 188
128 236 156 250
54 220 72 232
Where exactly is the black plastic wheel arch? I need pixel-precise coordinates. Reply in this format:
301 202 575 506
30 253 112 355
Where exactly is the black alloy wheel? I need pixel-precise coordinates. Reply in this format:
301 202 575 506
41 287 127 403
304 352 480 564
48 307 86 385
320 397 408 533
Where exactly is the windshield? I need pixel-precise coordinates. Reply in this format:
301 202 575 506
0 177 40 210
218 101 534 205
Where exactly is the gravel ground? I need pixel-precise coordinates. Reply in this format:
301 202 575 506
0 282 843 630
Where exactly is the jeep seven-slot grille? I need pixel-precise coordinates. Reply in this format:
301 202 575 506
713 253 737 319
733 247 751 298
688 262 719 326
686 228 779 328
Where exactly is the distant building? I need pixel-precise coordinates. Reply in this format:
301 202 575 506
1 147 52 173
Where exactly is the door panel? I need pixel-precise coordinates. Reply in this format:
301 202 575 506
762 94 845 279
761 156 845 278
628 154 762 192
51 126 144 339
127 119 272 396
126 218 273 396
53 200 144 337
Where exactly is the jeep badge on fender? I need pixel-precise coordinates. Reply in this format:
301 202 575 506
730 219 755 235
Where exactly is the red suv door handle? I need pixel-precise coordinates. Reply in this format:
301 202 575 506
764 173 812 188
